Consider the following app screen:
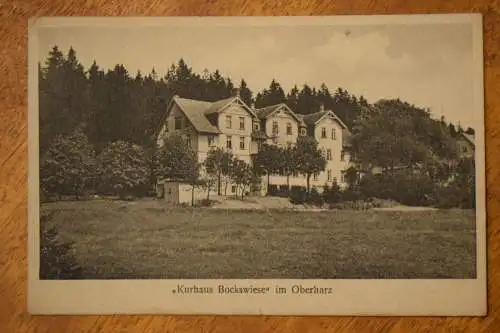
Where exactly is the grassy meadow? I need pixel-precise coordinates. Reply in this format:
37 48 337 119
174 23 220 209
40 199 477 279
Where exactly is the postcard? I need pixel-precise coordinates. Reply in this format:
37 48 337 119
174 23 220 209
28 14 486 315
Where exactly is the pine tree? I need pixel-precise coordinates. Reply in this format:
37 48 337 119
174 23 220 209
239 79 253 106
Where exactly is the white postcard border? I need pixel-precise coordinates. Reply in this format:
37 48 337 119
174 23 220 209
27 14 487 316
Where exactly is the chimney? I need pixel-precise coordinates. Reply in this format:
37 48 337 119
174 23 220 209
251 101 255 110
319 103 325 112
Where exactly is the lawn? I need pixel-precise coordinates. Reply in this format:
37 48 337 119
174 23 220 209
40 199 477 279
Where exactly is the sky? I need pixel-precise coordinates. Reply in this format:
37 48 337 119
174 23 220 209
37 20 480 128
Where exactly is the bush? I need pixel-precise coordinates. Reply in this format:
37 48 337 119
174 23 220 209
289 186 307 204
435 185 475 209
308 188 325 207
196 199 217 207
40 213 83 279
358 170 437 207
323 182 342 204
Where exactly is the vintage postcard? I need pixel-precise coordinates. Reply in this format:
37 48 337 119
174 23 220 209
28 14 486 315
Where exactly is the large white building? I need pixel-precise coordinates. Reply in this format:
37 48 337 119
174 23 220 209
156 92 352 197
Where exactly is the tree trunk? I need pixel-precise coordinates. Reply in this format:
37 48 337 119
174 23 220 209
286 174 290 194
191 183 195 206
267 173 270 195
306 174 311 195
217 173 221 195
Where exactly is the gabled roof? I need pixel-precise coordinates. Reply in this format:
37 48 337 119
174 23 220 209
301 110 348 129
173 97 221 134
204 96 257 118
161 95 258 135
460 132 475 147
255 103 306 126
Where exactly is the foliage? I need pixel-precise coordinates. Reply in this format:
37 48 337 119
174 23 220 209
40 212 83 279
252 143 282 194
204 147 234 195
230 158 256 200
323 182 342 204
294 136 327 193
40 127 96 199
278 145 298 189
349 99 458 172
357 170 436 207
289 186 308 205
97 141 150 198
154 133 199 182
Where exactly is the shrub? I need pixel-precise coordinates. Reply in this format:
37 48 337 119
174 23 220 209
308 188 325 207
323 182 342 204
358 170 437 207
196 199 216 207
40 213 83 279
289 186 307 204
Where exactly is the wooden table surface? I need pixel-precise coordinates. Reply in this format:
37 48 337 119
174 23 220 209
1 0 499 332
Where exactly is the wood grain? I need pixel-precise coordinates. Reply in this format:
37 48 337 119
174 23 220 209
1 0 499 332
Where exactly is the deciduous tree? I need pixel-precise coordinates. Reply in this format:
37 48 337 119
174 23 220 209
40 127 96 200
294 136 327 194
97 141 150 199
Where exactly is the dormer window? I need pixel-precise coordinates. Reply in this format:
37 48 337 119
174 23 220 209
253 123 260 131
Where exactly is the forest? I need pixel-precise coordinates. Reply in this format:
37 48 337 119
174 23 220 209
38 46 475 208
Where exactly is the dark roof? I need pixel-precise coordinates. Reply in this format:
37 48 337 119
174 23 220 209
460 132 475 147
174 97 220 134
255 103 306 127
301 110 347 129
255 104 281 119
167 96 258 134
203 97 237 116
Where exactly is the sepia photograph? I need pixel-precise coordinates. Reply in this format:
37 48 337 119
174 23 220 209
28 15 486 315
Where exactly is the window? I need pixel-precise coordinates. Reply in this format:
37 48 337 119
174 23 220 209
175 116 182 130
208 135 215 147
340 150 345 161
333 177 337 184
226 136 232 149
321 127 326 138
286 122 292 135
313 173 318 181
231 185 236 193
272 121 279 135
239 137 245 150
253 123 259 131
239 117 245 130
300 128 307 136
226 115 232 129
327 170 332 181
332 128 337 140
327 149 332 161
185 134 191 148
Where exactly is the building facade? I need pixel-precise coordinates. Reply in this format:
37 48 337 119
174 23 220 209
156 93 352 196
